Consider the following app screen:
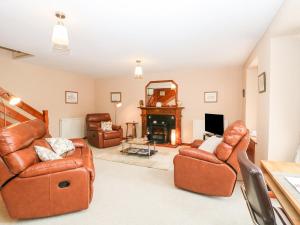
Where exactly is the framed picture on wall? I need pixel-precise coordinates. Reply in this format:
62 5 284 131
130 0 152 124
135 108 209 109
111 92 122 102
258 72 266 93
204 91 218 103
65 91 78 104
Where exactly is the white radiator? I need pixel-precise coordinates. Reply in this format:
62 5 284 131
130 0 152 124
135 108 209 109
59 117 85 139
193 119 228 140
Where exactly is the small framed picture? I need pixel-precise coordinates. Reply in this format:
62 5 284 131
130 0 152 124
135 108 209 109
147 88 154 96
111 92 121 102
65 91 78 104
204 91 218 103
258 72 266 93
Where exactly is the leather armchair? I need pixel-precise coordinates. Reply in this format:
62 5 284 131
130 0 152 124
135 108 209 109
173 120 250 197
0 119 95 219
86 113 123 148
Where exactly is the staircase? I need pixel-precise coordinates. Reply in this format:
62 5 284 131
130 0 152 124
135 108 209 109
0 86 48 129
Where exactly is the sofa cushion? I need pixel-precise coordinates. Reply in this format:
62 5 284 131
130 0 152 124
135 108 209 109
215 142 233 161
86 113 111 122
0 119 46 157
3 144 39 174
179 148 223 164
223 120 247 147
103 131 121 139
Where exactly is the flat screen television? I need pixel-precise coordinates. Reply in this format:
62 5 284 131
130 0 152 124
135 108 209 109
205 113 224 135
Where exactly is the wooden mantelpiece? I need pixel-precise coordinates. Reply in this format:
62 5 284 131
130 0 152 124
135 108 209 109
139 106 184 145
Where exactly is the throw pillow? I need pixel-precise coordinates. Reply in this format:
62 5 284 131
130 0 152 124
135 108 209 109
198 135 223 153
101 121 113 131
46 138 75 155
34 146 62 162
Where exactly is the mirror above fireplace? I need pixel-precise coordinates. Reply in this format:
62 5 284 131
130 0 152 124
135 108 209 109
145 80 178 107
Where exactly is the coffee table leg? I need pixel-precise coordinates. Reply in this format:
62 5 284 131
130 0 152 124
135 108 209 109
148 143 150 158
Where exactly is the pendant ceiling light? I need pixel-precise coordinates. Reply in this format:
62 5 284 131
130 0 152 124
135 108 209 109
134 60 143 79
52 12 69 52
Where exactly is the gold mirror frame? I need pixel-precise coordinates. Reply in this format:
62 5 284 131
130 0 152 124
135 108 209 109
145 80 178 107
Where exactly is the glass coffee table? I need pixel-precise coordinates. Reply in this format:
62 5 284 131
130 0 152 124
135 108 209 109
121 138 157 157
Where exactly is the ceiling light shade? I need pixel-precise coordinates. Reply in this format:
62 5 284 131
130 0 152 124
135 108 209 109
52 12 69 52
134 60 143 79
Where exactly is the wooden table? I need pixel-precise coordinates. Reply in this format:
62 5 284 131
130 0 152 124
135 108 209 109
125 122 138 139
261 161 300 225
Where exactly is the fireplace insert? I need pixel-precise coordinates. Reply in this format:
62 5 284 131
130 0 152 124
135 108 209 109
146 114 176 144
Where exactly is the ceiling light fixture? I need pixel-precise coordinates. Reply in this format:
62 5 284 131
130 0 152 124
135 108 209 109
134 60 143 79
52 12 69 52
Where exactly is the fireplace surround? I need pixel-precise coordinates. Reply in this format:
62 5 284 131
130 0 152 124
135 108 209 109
140 80 183 145
139 106 184 145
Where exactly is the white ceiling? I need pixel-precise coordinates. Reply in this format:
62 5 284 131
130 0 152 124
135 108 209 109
0 0 284 77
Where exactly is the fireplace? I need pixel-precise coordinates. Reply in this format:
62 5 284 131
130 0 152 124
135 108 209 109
147 115 175 144
139 106 184 145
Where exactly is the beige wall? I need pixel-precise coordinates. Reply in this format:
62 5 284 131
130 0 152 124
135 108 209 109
243 0 300 162
0 49 96 137
245 67 258 132
244 31 271 163
95 67 243 143
268 36 300 161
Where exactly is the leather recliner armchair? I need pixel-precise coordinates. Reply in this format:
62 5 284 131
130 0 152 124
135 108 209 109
0 119 95 219
173 120 250 197
86 113 123 148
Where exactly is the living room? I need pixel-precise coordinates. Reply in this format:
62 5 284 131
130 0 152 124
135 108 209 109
0 0 300 225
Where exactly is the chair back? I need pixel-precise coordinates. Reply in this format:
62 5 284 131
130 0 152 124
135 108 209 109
238 151 276 225
214 120 250 172
86 113 111 131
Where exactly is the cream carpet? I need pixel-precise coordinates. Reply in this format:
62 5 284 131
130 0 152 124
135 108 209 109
91 144 181 171
0 159 252 225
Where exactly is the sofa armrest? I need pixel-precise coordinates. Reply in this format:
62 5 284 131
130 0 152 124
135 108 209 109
112 125 121 130
190 139 204 148
19 158 83 178
69 138 86 148
179 148 223 164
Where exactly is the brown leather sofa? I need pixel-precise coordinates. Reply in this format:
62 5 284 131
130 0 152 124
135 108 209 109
173 120 250 197
0 119 95 219
86 113 123 148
